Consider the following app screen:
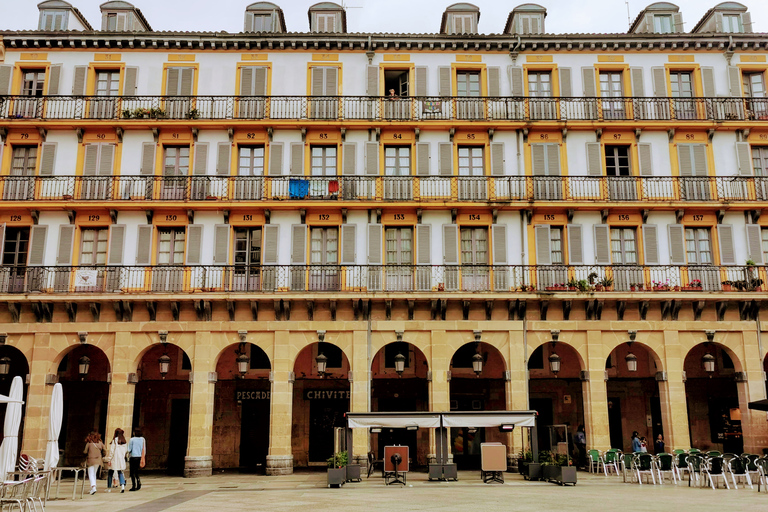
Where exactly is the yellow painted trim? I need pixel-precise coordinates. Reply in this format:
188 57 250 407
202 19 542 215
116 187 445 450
663 63 704 97
522 63 560 97
383 54 410 62
235 62 273 96
668 55 695 62
241 54 268 61
86 62 127 96
526 55 553 63
19 53 47 61
593 63 632 98
306 62 343 96
160 63 201 96
598 55 625 63
93 53 122 61
168 54 196 62
11 62 51 96
450 62 488 97
378 62 415 97
456 55 481 62
311 54 339 61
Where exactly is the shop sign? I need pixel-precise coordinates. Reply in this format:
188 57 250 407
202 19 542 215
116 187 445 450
235 391 271 400
303 390 350 400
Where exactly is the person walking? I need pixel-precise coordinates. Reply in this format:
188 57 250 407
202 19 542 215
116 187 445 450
631 431 642 453
83 432 105 495
106 428 128 493
574 425 587 470
127 428 146 491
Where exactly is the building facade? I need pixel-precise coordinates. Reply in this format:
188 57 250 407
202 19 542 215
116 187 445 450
0 0 767 477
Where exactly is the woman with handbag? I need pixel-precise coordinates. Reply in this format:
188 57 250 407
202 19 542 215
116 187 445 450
127 428 146 491
83 432 105 495
105 428 128 493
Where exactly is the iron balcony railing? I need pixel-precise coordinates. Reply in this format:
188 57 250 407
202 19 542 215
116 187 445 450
0 264 762 295
3 174 767 203
1 95 767 122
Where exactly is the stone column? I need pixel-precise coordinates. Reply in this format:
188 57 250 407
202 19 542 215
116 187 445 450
183 331 215 478
105 331 137 443
659 330 690 451
428 329 450 463
267 330 293 475
506 328 528 464
582 330 610 451
350 329 369 466
739 329 768 453
21 333 53 459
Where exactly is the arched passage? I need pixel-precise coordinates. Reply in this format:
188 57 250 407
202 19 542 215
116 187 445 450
0 346 29 452
133 343 191 475
212 342 271 472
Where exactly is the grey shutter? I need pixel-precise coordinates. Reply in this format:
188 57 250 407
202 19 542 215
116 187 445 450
83 144 99 176
185 225 203 265
715 12 723 32
213 224 230 264
216 142 231 176
0 224 4 263
438 66 451 97
492 224 507 265
72 66 87 95
568 224 584 265
717 224 736 265
442 224 459 265
342 142 356 175
416 224 431 264
742 12 752 33
0 65 12 96
677 144 693 176
630 67 644 97
365 142 379 175
586 142 602 176
135 225 153 265
291 225 306 264
123 67 138 96
638 143 653 176
692 144 707 176
325 67 338 96
240 67 254 95
546 143 561 175
746 224 764 265
559 67 572 97
108 224 126 265
99 144 115 175
701 67 716 97
488 67 501 97
166 67 179 96
366 66 378 96
268 142 283 175
508 66 523 96
367 224 382 264
39 142 57 176
651 67 667 97
593 224 610 265
140 142 156 175
415 66 428 96
438 142 453 176
262 225 279 264
253 67 267 95
416 142 430 175
47 64 62 95
311 67 323 95
244 11 254 32
534 225 551 265
290 142 304 175
28 226 48 266
531 144 546 175
340 224 356 265
56 225 75 265
193 143 209 175
736 142 753 176
728 66 742 97
581 67 596 97
642 224 660 265
180 68 194 96
673 12 683 32
490 142 505 176
668 224 686 265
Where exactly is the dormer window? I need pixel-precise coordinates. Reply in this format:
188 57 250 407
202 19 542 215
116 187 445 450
504 4 547 35
722 13 742 32
451 13 475 34
316 12 338 33
308 2 345 33
654 14 673 33
40 10 68 30
251 14 273 32
518 13 543 34
441 3 480 35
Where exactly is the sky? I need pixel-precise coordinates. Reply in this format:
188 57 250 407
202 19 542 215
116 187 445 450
0 0 765 34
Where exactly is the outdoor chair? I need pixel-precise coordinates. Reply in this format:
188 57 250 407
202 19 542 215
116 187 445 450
635 453 656 485
706 450 722 458
673 453 688 481
686 454 704 487
672 449 686 455
17 455 38 473
702 456 730 490
757 457 768 493
743 455 760 483
727 457 752 489
367 452 383 478
0 478 32 512
601 450 621 476
688 448 701 455
587 449 601 474
721 453 737 463
621 453 636 483
656 453 677 484
26 473 47 512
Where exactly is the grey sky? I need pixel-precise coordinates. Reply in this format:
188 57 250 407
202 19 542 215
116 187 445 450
0 0 765 34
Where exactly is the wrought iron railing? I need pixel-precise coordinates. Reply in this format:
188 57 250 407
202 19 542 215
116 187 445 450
1 95 766 122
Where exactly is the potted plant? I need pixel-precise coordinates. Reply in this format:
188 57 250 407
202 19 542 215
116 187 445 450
121 108 132 119
722 280 733 292
652 280 669 291
567 277 578 291
587 272 598 286
132 107 150 118
326 451 348 487
598 276 613 291
187 108 200 119
518 450 541 481
751 278 764 291
577 279 590 292
541 453 577 486
150 107 166 119
683 279 702 291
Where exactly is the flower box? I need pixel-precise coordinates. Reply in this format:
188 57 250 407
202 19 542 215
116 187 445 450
327 468 346 488
681 286 702 291
722 284 733 292
520 462 542 481
653 286 670 292
546 286 566 291
542 465 578 486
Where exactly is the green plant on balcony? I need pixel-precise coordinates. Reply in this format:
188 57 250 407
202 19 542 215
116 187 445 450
596 277 613 291
121 108 132 119
186 108 200 119
567 277 579 291
576 279 590 292
132 107 151 118
587 272 598 285
149 107 166 119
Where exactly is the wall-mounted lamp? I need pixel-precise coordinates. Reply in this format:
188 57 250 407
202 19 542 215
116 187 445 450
78 332 88 344
0 356 11 377
316 352 328 377
0 333 7 345
626 330 638 372
473 330 483 376
549 330 561 375
159 331 168 344
78 355 90 380
235 345 250 377
702 352 716 374
158 353 171 378
499 424 515 432
394 352 406 376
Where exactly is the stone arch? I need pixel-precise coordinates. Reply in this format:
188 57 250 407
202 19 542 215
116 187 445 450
215 342 271 381
371 341 429 378
526 330 587 371
289 331 353 373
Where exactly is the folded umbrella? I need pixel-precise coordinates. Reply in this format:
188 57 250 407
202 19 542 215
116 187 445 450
44 383 63 471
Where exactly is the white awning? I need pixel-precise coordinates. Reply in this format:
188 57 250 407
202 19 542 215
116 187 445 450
346 413 441 429
441 413 536 428
346 411 537 429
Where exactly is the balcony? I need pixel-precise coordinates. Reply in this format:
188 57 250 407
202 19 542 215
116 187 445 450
4 175 766 204
0 95 766 122
0 264 761 295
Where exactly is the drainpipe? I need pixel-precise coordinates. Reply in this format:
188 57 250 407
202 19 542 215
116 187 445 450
757 314 765 398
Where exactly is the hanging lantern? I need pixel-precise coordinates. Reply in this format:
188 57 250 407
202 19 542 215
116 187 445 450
394 352 406 375
0 356 11 377
78 355 91 380
316 352 328 376
236 350 250 376
472 352 483 376
625 352 638 372
158 353 171 379
702 352 716 373
548 352 561 374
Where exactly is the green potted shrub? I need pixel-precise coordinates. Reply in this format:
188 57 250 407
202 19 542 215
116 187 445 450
326 451 348 487
121 108 132 119
132 107 150 118
567 277 579 291
187 108 200 119
518 450 541 480
541 453 577 486
600 276 613 291
150 107 166 119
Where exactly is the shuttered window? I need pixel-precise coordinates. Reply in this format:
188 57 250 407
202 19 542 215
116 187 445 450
550 227 564 265
528 72 552 97
457 146 484 176
670 72 693 98
717 224 736 265
2 228 29 267
95 71 120 96
416 225 431 265
385 228 412 264
234 228 262 266
456 71 480 97
685 228 712 264
311 146 336 176
610 228 637 264
11 146 37 176
213 224 231 265
80 228 108 265
240 66 268 96
761 228 768 264
238 146 265 176
310 66 338 96
744 224 763 265
310 228 338 264
385 147 410 176
21 70 45 97
340 224 356 265
605 146 631 176
165 67 194 96
568 224 585 265
460 228 488 265
157 228 185 265
653 14 673 33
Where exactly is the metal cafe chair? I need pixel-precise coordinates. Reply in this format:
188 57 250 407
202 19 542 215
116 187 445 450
656 453 677 484
0 478 33 512
601 450 621 476
672 453 688 482
686 454 704 487
743 454 761 483
727 456 753 490
702 456 730 490
27 473 48 512
756 457 768 493
367 452 383 478
635 453 656 485
587 449 601 474
621 453 636 483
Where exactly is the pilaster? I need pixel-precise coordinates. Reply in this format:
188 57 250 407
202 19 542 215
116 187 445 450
582 330 609 451
267 330 293 475
659 330 690 451
183 331 215 478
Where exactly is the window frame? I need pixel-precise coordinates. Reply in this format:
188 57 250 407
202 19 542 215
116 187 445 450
384 146 412 176
237 145 266 176
385 226 413 265
156 227 186 266
610 227 638 265
79 227 109 266
309 226 339 265
684 227 713 265
460 226 488 265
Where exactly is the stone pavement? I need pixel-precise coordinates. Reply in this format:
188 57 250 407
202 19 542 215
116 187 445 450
43 469 768 512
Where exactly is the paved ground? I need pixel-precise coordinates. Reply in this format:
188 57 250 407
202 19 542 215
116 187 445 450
43 469 767 512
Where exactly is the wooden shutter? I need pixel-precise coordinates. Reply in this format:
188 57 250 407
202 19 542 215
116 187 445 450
99 144 115 176
180 68 194 96
742 12 752 33
508 66 524 96
692 144 707 176
28 225 48 266
416 142 430 176
123 67 138 96
108 225 126 265
289 143 304 175
365 142 379 175
701 67 716 97
367 224 382 264
642 224 660 265
736 143 753 176
442 224 459 265
668 224 686 265
262 225 279 264
746 224 764 265
240 67 254 95
311 67 323 95
213 224 229 264
342 143 356 175
651 67 667 97
490 142 505 176
438 67 451 97
254 67 267 95
39 142 57 176
56 225 75 265
325 67 338 96
586 142 602 176
492 224 508 265
83 144 99 176
715 12 724 32
135 225 153 265
416 224 431 264
568 224 584 265
534 225 551 265
546 143 561 176
630 67 644 97
727 66 742 97
244 11 254 32
340 224 356 265
166 67 179 96
140 142 156 175
0 65 13 96
216 142 231 176
72 66 87 95
268 142 283 175
531 144 546 175
488 67 501 97
366 66 379 96
290 225 306 264
673 12 683 32
559 67 572 97
415 66 428 96
186 224 203 265
0 224 4 263
717 224 736 265
47 64 62 95
193 143 209 175
438 142 453 176
677 144 693 176
581 67 596 97
638 143 653 176
593 224 611 265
